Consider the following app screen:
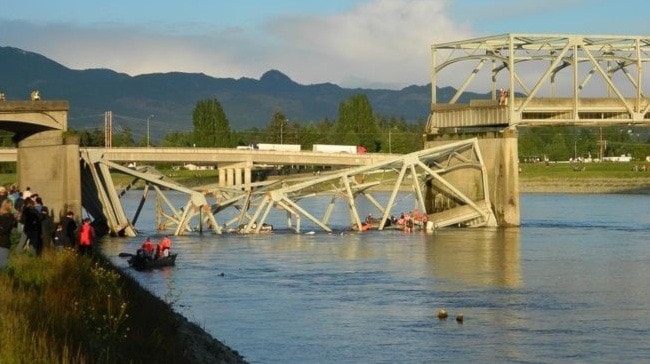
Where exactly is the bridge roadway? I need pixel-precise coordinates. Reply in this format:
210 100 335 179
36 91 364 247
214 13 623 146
0 147 394 166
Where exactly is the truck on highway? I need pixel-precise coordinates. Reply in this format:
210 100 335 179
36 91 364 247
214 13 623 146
312 144 366 154
255 143 301 152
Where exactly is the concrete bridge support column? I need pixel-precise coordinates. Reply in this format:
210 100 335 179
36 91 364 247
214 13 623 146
244 166 252 191
424 128 520 226
235 167 243 186
226 168 235 186
17 131 81 222
218 168 227 187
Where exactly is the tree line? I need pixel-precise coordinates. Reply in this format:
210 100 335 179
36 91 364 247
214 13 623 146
64 94 426 154
2 93 648 161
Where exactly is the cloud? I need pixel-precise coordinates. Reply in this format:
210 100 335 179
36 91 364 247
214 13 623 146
264 0 475 88
0 0 475 89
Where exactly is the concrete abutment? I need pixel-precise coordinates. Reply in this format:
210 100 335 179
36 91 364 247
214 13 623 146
424 128 520 227
17 131 81 221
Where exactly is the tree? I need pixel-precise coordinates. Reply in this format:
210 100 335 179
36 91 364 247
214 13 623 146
112 127 136 147
161 131 192 147
264 110 291 144
336 94 379 151
192 99 232 147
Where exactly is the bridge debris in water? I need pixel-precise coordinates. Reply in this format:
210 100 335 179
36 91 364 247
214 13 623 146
81 138 496 236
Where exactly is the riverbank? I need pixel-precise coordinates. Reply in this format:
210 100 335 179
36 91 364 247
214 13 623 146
0 247 247 363
520 177 650 194
519 162 650 194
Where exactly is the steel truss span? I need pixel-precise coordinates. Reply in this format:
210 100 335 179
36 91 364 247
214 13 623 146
81 139 496 236
428 33 650 130
215 138 496 234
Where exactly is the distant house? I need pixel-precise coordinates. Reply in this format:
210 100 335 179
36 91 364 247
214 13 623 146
183 164 214 170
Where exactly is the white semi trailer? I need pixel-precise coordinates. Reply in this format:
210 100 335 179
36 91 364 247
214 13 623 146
312 144 366 154
255 143 301 152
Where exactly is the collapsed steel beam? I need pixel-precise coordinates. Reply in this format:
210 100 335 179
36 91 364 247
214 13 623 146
228 138 496 233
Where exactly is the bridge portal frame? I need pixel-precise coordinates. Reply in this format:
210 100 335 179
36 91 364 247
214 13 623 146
429 33 650 129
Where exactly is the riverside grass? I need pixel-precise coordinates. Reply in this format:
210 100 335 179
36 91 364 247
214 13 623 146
0 242 246 364
1 248 128 363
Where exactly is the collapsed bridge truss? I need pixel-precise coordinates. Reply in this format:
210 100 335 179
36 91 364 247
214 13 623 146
81 138 496 236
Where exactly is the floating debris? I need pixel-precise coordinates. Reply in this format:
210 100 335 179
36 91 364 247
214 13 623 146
437 309 448 320
456 313 464 323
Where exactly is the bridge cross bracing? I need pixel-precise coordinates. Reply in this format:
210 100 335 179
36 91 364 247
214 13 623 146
80 139 496 236
428 33 650 131
239 138 496 233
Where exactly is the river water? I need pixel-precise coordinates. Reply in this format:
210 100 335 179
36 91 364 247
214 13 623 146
102 192 650 363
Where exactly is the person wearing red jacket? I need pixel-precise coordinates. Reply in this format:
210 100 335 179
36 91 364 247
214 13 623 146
139 237 155 259
156 236 172 258
78 218 95 256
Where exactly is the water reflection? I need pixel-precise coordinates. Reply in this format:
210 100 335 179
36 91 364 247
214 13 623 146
424 228 522 287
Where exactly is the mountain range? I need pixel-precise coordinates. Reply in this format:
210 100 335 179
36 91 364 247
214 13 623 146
0 46 487 140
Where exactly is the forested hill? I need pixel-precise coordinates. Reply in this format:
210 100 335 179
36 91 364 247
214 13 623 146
0 46 488 137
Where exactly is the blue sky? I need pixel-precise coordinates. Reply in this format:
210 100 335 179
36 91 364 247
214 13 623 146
1 0 648 89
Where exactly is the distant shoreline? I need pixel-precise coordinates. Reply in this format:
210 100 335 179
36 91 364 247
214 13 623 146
519 177 650 195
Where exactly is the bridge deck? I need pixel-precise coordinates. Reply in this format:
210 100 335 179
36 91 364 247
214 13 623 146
427 98 650 132
0 147 394 166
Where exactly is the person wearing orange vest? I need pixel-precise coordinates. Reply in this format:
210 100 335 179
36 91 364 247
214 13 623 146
140 237 155 259
78 218 95 256
156 236 172 258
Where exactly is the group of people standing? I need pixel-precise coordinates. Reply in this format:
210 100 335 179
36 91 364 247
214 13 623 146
0 184 96 269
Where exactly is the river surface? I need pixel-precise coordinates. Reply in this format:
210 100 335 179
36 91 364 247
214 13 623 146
102 193 650 363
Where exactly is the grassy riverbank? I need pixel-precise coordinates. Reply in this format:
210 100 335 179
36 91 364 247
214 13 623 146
0 245 246 363
519 162 650 194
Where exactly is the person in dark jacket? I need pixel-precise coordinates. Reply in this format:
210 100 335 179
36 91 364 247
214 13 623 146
61 210 77 248
0 199 16 268
53 223 67 251
20 198 42 255
40 206 55 250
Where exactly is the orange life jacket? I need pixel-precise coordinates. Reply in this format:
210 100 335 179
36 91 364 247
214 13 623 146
79 224 94 246
160 237 172 250
142 241 155 253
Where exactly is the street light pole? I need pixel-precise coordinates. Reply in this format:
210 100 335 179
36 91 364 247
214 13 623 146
146 114 154 147
389 128 391 154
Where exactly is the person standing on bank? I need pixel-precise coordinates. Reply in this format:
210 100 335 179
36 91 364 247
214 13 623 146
0 199 16 269
21 198 43 255
61 210 77 248
40 206 55 249
78 217 95 256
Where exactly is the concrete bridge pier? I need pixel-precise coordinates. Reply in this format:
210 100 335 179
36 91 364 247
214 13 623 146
18 131 81 221
218 162 253 190
424 128 520 227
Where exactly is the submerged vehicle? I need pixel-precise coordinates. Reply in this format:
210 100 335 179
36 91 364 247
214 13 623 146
128 253 178 271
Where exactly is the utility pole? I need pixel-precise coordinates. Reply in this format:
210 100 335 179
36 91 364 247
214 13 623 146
597 127 606 161
146 114 154 147
104 111 112 148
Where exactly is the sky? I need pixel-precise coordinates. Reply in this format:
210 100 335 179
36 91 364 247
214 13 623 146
1 0 649 90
